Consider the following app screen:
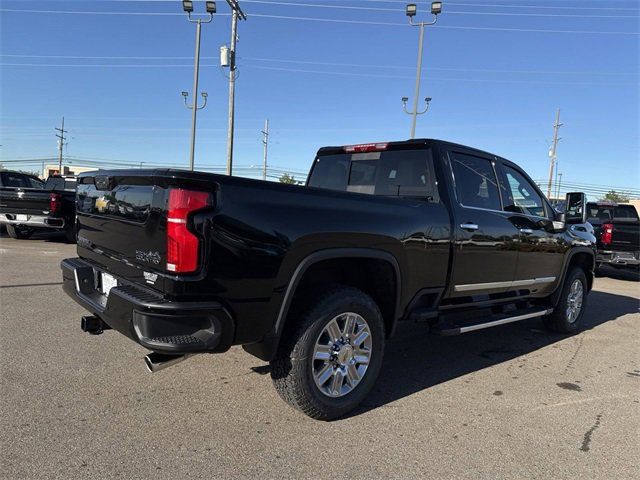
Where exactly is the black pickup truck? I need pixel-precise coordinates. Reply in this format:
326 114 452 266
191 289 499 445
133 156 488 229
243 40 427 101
61 139 595 419
586 202 640 271
0 173 77 241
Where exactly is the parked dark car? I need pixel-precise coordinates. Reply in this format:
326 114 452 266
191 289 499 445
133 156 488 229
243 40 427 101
60 139 595 419
586 201 640 271
0 172 78 241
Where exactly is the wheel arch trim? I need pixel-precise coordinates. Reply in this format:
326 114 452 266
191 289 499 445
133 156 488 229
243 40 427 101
550 246 595 307
273 248 402 338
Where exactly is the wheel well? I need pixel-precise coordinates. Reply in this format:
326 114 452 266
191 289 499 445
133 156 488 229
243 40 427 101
568 252 595 291
291 257 398 337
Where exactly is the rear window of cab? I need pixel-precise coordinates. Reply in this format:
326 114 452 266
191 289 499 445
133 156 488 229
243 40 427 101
308 149 438 201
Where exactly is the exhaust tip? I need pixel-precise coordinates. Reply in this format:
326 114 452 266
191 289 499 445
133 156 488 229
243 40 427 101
144 352 192 373
144 354 154 373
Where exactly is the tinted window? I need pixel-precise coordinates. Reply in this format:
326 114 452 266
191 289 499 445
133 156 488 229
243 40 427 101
0 172 31 188
308 149 438 199
44 177 76 191
451 152 501 211
502 165 546 218
29 177 44 188
587 203 639 223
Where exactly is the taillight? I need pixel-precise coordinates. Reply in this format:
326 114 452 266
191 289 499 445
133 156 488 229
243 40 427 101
344 142 388 153
601 223 613 246
49 193 61 215
166 188 211 273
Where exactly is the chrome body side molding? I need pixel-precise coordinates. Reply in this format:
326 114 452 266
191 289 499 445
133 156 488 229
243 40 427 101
454 277 556 293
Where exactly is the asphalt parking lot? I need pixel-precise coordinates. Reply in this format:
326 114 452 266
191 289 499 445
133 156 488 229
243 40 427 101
1 231 638 479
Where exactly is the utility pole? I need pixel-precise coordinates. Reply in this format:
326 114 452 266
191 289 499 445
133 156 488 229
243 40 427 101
261 119 269 181
55 117 67 174
546 108 563 199
225 0 246 176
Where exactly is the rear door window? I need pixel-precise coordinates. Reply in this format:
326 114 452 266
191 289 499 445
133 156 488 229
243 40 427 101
450 152 502 211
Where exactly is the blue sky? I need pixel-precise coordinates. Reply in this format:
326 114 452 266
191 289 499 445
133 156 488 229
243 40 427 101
1 0 638 196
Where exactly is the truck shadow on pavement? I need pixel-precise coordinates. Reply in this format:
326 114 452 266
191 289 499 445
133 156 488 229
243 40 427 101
342 289 639 418
596 266 639 282
0 227 72 244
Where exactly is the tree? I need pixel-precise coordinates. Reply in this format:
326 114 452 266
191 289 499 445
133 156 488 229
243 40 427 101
278 173 299 185
601 190 629 203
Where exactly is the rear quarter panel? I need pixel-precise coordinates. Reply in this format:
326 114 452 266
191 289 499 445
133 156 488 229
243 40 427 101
204 177 451 344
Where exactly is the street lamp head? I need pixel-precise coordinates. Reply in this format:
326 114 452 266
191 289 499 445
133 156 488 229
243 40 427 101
402 97 409 103
182 0 194 13
181 91 189 97
201 92 208 98
425 97 432 102
431 1 442 15
405 3 417 17
206 1 216 13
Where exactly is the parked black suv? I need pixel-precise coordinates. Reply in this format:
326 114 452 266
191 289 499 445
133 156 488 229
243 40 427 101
61 139 595 419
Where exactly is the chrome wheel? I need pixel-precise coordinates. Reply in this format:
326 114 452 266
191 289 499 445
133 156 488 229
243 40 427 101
566 279 584 324
312 312 372 398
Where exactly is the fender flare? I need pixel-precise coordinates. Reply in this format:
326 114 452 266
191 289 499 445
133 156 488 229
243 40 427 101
273 248 403 337
550 246 596 307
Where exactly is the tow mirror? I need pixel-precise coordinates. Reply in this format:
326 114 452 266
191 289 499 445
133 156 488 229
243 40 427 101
563 192 587 224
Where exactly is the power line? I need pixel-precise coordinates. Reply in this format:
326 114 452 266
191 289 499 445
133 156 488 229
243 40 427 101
1 9 638 35
3 53 636 77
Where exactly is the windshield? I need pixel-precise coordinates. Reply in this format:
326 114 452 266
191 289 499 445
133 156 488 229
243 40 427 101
308 148 437 199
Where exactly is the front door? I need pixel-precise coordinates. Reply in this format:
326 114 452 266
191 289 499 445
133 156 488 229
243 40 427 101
496 161 566 295
445 149 520 298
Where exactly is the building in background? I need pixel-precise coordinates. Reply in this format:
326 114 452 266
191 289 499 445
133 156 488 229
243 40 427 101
43 164 97 179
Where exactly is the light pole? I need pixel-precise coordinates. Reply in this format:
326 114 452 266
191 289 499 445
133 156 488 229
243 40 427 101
402 2 442 139
182 0 216 171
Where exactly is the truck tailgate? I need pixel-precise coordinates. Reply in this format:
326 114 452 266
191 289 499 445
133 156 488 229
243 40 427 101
75 170 218 294
0 188 51 216
610 222 640 252
76 174 169 288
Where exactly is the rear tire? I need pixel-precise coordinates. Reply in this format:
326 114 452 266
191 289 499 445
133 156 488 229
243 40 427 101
270 284 385 420
544 267 588 334
6 224 34 240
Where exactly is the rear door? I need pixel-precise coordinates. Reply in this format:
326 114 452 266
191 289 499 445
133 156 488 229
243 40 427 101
444 148 519 297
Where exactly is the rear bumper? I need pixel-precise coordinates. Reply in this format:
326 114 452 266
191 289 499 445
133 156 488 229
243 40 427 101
596 250 640 267
0 213 65 229
61 257 234 354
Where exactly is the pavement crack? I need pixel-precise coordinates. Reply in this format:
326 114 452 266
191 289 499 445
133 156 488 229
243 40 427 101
580 413 603 452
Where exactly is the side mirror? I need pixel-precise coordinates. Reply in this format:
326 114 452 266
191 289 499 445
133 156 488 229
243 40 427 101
564 192 587 224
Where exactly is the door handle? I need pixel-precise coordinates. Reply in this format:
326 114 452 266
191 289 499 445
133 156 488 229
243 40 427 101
460 223 479 231
519 228 534 234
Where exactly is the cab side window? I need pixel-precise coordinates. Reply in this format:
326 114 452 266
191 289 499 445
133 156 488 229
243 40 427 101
502 165 546 218
451 152 502 211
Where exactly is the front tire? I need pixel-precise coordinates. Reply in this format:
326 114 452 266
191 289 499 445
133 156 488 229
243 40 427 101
270 285 385 420
6 224 34 239
544 267 588 333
